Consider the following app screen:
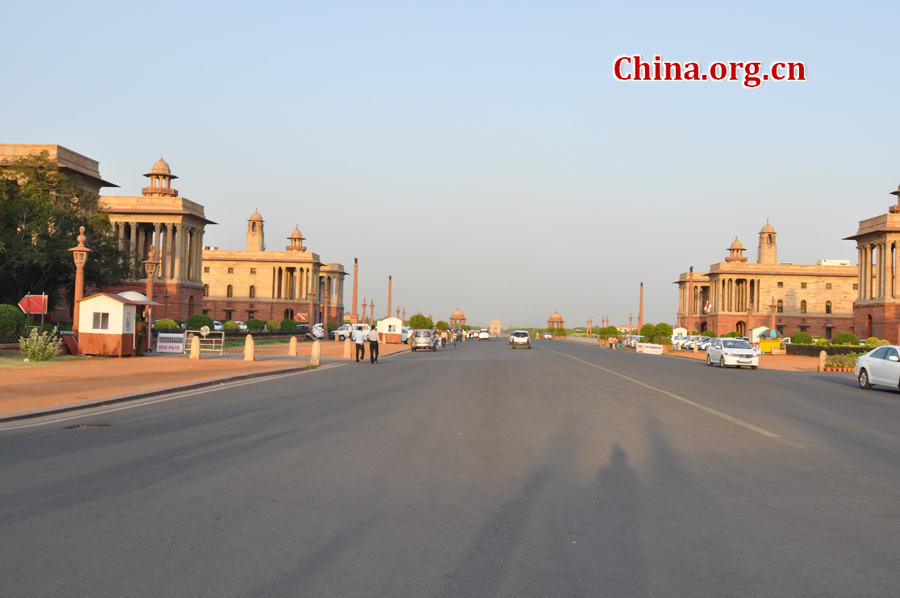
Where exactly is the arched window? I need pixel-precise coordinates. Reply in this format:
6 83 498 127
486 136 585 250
203 284 209 297
776 300 783 313
227 285 233 298
249 285 256 298
252 222 256 232
826 301 832 314
800 300 807 314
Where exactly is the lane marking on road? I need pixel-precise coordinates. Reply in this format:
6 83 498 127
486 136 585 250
0 364 345 432
537 346 779 438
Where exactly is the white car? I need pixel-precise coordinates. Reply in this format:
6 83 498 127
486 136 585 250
232 320 249 331
478 329 490 340
856 346 900 391
311 323 325 339
331 323 354 341
213 320 224 332
706 338 759 369
509 330 531 349
401 327 411 344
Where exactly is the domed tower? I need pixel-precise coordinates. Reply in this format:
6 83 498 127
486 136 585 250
757 220 777 265
286 225 306 252
547 311 565 329
449 308 466 327
725 237 748 263
142 157 178 197
247 209 265 251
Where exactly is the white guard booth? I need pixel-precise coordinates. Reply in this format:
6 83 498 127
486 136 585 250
377 317 403 344
672 327 688 337
77 292 160 356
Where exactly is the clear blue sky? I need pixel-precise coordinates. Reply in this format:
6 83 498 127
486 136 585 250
7 1 900 327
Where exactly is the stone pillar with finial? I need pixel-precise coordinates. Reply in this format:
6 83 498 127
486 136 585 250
69 226 92 336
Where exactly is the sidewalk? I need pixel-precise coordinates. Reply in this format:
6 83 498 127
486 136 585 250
0 340 408 420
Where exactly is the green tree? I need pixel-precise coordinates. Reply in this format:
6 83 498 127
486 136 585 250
639 323 655 338
831 332 859 346
791 331 813 344
152 318 179 333
0 304 25 335
408 314 433 329
280 319 296 331
266 320 281 332
247 319 265 331
0 152 130 310
186 313 214 330
652 323 673 340
435 320 449 331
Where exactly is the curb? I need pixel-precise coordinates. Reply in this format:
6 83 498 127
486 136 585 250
0 363 342 424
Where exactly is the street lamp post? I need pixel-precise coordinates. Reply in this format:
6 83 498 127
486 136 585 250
142 246 160 352
323 290 330 339
68 226 92 337
308 290 317 328
369 299 374 326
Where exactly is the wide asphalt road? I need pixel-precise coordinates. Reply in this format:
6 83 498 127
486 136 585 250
2 338 899 597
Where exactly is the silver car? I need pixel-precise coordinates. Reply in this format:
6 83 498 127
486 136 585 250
410 329 437 352
856 346 900 391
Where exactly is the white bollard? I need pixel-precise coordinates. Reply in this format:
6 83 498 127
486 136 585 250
343 338 352 359
189 335 200 360
244 334 255 361
289 336 298 357
310 340 321 366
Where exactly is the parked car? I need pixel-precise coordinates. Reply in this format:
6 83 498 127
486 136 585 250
510 330 531 349
311 323 325 339
478 329 490 340
856 346 900 391
401 327 411 344
213 320 224 332
706 338 759 369
410 329 437 352
697 337 714 351
331 323 354 341
233 320 249 331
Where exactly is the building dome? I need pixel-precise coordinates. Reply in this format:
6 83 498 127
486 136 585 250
289 225 303 239
729 237 743 249
760 220 775 233
450 308 465 320
549 311 563 322
248 209 263 222
150 157 171 175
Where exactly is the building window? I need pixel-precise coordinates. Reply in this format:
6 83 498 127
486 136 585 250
826 327 833 340
799 326 808 333
203 284 209 297
92 312 109 330
777 300 784 313
248 311 255 320
250 268 256 275
227 267 234 274
249 285 256 298
801 282 807 289
826 283 832 290
854 283 859 290
203 309 209 316
224 310 232 321
800 300 807 314
204 266 209 273
826 301 832 314
777 281 784 288
777 326 784 336
227 285 233 298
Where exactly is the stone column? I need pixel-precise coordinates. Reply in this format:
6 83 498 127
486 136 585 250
117 222 125 252
867 244 874 300
173 224 183 283
882 242 888 298
128 222 138 272
196 229 204 282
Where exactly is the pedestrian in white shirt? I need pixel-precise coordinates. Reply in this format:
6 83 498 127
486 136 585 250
353 326 367 362
367 326 380 363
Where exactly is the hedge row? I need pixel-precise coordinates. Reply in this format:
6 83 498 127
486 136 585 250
786 344 870 357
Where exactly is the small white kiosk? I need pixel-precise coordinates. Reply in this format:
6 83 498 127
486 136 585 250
377 317 403 344
77 292 159 356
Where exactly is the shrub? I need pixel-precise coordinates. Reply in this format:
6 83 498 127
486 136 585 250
826 353 859 369
701 330 716 337
327 322 337 330
865 336 887 348
815 338 832 346
223 320 240 333
791 331 813 345
408 314 433 329
831 332 859 346
266 320 281 332
653 323 673 339
722 331 740 338
247 319 265 331
280 319 296 331
19 327 62 361
0 304 25 335
435 320 449 331
186 314 214 331
153 318 179 332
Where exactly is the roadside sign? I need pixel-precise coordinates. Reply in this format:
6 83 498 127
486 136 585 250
295 313 307 322
18 294 47 315
156 333 186 353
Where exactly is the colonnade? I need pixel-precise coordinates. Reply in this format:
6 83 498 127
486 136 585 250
114 221 204 283
858 241 897 301
715 277 761 313
270 266 344 306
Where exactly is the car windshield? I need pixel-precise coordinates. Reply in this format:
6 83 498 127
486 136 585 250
415 330 432 337
723 339 751 349
513 332 528 337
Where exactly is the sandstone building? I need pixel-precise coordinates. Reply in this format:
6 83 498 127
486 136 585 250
201 211 346 325
676 222 857 338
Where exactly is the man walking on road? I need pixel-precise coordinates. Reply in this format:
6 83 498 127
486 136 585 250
353 326 367 362
368 325 380 364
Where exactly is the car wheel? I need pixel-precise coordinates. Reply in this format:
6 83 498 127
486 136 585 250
719 357 726 368
859 368 872 390
338 335 345 341
706 355 712 366
411 348 416 352
751 365 758 370
528 345 532 349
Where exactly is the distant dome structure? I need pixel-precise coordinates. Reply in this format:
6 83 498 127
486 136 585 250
726 236 748 263
286 225 306 252
449 308 466 327
547 311 565 328
760 220 775 234
142 157 178 196
150 157 171 175
249 209 263 222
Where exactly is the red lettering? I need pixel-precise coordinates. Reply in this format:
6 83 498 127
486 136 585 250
653 55 662 81
634 55 651 81
614 56 632 80
728 62 743 81
787 62 806 80
709 62 727 80
771 62 786 80
664 62 682 81
683 62 701 80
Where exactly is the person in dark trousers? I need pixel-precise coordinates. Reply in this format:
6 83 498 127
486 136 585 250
353 326 366 362
134 315 146 356
367 325 380 363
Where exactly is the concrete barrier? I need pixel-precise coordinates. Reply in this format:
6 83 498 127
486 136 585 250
636 343 663 355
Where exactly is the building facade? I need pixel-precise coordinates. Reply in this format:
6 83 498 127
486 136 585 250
201 211 345 325
676 222 857 338
101 158 213 321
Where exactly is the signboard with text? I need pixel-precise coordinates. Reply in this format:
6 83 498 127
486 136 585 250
156 333 186 353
